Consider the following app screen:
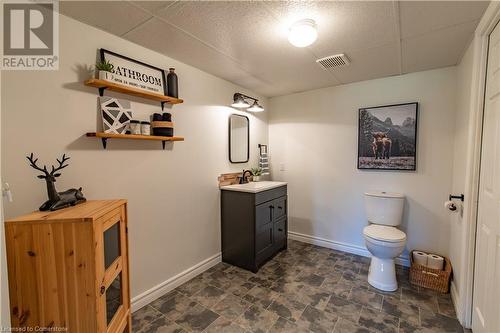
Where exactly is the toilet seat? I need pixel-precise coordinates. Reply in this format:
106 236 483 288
363 225 406 243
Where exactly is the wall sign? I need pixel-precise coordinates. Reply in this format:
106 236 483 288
100 49 167 95
358 102 418 171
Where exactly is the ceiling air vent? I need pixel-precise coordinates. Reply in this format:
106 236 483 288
316 54 350 69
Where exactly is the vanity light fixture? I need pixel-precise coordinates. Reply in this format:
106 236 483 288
288 19 318 48
231 93 264 112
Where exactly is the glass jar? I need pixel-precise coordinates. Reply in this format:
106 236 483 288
129 120 141 135
141 121 151 136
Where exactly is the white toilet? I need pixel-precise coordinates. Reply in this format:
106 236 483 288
363 191 406 291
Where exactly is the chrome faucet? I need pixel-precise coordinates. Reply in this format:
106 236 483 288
240 170 253 184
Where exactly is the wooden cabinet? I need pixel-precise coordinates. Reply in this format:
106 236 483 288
5 200 131 333
221 186 287 272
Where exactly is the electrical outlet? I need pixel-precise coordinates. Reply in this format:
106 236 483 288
279 163 286 171
2 182 13 202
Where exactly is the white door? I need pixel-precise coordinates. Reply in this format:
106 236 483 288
472 21 500 333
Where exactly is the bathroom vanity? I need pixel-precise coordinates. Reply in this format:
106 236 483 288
220 181 288 272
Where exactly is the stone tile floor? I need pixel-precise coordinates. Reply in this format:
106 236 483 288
132 240 466 333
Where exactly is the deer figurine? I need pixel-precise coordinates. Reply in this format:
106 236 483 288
26 153 86 211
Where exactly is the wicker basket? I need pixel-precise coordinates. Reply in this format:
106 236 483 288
409 250 452 293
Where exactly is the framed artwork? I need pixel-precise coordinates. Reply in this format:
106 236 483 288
358 102 418 171
100 96 133 134
100 48 167 95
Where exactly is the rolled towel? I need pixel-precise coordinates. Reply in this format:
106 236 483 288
413 251 429 266
427 254 444 270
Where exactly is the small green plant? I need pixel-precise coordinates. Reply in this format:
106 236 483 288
95 60 114 72
251 167 262 176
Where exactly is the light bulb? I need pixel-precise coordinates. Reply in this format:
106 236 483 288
247 101 264 112
231 94 250 108
288 19 318 48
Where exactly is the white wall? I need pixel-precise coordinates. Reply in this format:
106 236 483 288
269 67 457 260
449 42 474 313
1 14 268 305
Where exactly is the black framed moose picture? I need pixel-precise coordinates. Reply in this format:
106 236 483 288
358 102 418 171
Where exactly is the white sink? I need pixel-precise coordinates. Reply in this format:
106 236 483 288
220 181 287 193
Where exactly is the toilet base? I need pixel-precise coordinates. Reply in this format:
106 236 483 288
368 256 398 292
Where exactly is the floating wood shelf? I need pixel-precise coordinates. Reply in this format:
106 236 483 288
84 79 183 107
87 132 184 150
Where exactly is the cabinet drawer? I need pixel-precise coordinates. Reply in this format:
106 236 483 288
255 186 287 205
273 196 287 220
274 218 287 247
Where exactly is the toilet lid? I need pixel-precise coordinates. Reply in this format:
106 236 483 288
363 225 406 243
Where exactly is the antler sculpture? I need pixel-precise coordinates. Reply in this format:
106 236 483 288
26 153 86 211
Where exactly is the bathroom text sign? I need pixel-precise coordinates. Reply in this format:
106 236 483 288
100 49 167 95
358 102 418 171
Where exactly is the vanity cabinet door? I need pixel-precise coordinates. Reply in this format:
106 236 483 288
256 225 274 256
255 201 275 261
256 201 273 232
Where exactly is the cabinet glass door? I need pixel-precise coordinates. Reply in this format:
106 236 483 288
104 221 121 269
106 273 122 325
98 209 130 333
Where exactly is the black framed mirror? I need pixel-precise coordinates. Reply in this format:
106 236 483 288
229 114 249 163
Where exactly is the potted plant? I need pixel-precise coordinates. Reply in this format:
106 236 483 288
251 167 263 182
96 60 114 81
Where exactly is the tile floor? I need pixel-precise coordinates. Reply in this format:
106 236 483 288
132 240 466 333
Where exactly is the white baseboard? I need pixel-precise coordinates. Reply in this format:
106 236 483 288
288 231 410 267
450 281 463 325
131 252 222 312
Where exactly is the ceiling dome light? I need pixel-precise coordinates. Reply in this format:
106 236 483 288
288 19 318 48
231 93 250 108
247 100 264 112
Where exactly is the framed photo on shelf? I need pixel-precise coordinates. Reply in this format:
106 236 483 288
100 48 167 96
358 102 418 171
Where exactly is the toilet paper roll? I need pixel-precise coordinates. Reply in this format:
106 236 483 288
427 254 444 270
444 200 457 211
412 251 429 266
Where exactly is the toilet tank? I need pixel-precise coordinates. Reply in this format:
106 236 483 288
364 191 405 226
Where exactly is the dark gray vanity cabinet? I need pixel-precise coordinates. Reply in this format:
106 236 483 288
221 185 287 272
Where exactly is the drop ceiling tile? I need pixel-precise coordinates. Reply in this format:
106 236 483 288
59 1 152 36
122 17 279 96
400 1 489 39
129 1 176 14
402 20 478 73
155 2 287 61
264 1 398 55
330 43 401 84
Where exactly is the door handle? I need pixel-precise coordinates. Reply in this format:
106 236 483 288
278 228 283 232
278 206 283 210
